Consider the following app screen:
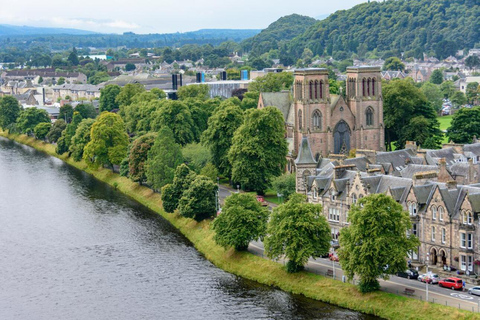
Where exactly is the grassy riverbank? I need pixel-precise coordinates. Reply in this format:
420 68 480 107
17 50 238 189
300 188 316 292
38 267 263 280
2 131 479 320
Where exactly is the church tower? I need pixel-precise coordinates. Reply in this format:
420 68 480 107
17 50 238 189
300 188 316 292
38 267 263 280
346 66 384 151
293 68 330 160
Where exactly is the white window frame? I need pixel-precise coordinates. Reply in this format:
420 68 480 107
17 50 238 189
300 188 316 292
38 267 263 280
432 206 437 220
439 207 444 221
461 255 467 271
442 228 446 244
468 212 473 225
468 256 473 272
431 226 435 242
461 233 466 248
468 233 473 249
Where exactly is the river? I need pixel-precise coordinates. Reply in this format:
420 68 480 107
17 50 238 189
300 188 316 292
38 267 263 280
0 138 378 320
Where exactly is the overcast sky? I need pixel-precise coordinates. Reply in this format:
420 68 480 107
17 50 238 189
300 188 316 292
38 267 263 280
1 0 369 34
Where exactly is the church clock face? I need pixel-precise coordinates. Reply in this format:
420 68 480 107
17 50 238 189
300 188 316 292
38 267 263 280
333 120 351 154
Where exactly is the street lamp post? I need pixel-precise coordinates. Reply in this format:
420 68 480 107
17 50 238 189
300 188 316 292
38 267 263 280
216 177 220 213
426 252 429 302
237 184 240 193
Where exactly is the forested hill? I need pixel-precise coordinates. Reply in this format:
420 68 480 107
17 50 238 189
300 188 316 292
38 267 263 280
0 24 97 36
241 14 317 56
281 0 479 61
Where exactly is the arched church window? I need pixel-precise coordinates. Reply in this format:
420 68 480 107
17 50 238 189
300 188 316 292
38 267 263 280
319 81 323 99
366 107 374 126
298 110 303 130
314 80 318 99
312 109 322 130
309 81 314 100
367 78 371 96
362 78 366 96
372 78 376 96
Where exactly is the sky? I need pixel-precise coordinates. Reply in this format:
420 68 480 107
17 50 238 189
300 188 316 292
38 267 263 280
0 0 369 34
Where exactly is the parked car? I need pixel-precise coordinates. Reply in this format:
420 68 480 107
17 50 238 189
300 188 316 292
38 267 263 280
420 273 439 284
256 195 268 206
468 286 480 296
439 277 463 290
396 269 419 280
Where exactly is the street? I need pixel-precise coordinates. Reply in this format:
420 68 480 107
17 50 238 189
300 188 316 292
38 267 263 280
218 184 480 312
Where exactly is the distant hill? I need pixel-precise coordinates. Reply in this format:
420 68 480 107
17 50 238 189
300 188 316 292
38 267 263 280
0 28 261 50
241 14 317 56
288 0 480 60
0 24 97 36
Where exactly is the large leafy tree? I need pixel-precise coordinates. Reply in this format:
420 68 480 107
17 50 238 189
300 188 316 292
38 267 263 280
16 107 51 134
465 55 480 71
178 175 217 221
34 122 51 141
383 78 442 150
128 133 156 184
213 193 268 251
271 173 296 200
338 194 419 293
0 96 21 130
466 82 479 105
201 104 244 177
56 112 82 155
248 72 294 92
429 69 444 85
181 143 211 173
99 84 121 112
145 127 184 190
75 103 97 119
70 118 95 161
177 84 209 100
152 100 195 145
116 83 145 116
383 57 405 71
46 119 66 143
161 164 196 213
447 107 480 144
264 193 330 273
229 106 287 194
58 104 74 123
123 92 161 134
83 112 129 169
421 82 443 112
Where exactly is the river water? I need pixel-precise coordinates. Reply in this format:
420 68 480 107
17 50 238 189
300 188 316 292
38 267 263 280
0 138 378 320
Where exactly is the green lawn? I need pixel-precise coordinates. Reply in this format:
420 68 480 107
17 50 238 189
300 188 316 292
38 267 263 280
438 115 453 144
438 115 453 131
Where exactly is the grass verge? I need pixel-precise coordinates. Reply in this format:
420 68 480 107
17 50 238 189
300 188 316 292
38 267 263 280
2 131 480 320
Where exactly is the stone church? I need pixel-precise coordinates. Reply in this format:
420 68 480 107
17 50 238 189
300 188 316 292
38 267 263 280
258 66 385 171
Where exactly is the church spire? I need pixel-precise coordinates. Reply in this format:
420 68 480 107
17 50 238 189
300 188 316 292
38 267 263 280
295 136 316 165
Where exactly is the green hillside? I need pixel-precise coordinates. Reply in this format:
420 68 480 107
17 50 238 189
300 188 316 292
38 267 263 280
241 14 317 57
279 0 480 62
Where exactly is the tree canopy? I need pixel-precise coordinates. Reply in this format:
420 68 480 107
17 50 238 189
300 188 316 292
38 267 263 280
264 193 330 273
16 107 50 134
99 84 121 112
145 127 184 190
70 118 95 162
338 194 419 293
0 96 21 130
213 193 269 251
447 107 480 144
201 104 244 177
229 106 287 194
178 175 217 221
83 112 129 169
128 133 157 184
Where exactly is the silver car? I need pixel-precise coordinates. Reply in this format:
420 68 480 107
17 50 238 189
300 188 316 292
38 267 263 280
468 286 480 296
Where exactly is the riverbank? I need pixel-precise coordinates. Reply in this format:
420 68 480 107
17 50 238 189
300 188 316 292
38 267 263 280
2 131 478 320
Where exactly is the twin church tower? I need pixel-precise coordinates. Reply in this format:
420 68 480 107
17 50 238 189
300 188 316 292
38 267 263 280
291 66 384 161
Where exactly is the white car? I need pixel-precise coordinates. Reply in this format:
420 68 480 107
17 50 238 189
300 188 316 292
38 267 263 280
418 273 439 284
468 286 480 296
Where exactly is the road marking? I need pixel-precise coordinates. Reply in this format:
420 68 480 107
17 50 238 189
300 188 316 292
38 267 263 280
451 293 474 300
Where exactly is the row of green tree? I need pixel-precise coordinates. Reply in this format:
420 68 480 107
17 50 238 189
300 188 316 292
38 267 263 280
212 190 418 293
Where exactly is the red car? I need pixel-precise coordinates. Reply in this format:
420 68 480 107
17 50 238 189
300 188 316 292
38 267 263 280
256 195 268 206
438 277 463 290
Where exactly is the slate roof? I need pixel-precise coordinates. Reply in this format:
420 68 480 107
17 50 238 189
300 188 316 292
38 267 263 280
295 136 316 165
464 143 480 157
260 92 291 122
400 164 438 179
426 148 457 165
376 149 415 171
344 157 370 172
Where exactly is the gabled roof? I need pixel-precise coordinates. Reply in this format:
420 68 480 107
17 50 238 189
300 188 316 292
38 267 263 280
259 92 291 122
413 184 435 205
376 149 414 172
400 164 438 179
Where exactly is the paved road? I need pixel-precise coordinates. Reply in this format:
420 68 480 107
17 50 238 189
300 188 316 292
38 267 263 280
218 184 480 312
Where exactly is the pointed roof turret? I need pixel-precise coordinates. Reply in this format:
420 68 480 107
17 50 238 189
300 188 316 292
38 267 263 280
295 136 316 165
